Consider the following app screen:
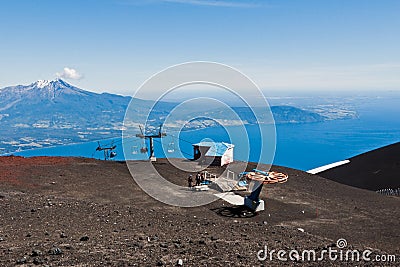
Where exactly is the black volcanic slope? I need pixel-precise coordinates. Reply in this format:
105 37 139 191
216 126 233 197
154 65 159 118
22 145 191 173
0 156 399 266
318 142 400 191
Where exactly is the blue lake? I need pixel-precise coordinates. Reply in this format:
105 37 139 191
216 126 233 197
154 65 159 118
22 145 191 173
14 95 400 171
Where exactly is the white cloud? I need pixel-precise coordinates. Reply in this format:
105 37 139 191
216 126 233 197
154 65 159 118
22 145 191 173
56 67 83 80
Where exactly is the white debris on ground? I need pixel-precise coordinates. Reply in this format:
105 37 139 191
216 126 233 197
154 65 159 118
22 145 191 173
214 192 245 206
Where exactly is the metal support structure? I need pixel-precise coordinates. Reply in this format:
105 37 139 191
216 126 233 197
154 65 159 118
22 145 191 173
136 125 166 160
241 169 288 212
95 142 117 160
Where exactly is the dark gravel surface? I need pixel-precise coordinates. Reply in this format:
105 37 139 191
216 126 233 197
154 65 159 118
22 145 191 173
0 156 399 266
319 141 400 190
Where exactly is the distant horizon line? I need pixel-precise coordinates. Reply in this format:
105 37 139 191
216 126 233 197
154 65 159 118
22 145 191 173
1 78 400 99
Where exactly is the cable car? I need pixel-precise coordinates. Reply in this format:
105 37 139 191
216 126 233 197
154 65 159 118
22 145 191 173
167 142 175 153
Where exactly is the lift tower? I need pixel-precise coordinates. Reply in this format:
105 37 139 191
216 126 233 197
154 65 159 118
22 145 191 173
95 141 117 160
136 125 166 161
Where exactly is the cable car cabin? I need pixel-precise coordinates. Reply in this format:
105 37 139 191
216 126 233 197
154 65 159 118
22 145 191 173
192 142 234 166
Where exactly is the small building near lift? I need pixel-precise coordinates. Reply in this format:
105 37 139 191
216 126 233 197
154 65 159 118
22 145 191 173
192 141 234 166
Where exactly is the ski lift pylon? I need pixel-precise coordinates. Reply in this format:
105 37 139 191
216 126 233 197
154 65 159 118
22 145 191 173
94 140 117 160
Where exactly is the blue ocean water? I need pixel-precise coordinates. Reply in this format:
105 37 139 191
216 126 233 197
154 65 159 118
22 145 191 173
14 95 400 171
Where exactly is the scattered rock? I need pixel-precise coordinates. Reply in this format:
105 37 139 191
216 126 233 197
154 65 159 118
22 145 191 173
236 253 246 259
150 236 159 241
80 236 89 241
16 257 27 264
132 241 144 249
64 245 74 250
33 258 44 265
48 247 63 255
60 232 67 238
160 242 168 248
157 259 165 266
177 259 183 266
31 249 42 257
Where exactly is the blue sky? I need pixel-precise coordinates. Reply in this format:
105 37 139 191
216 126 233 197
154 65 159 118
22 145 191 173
1 0 399 96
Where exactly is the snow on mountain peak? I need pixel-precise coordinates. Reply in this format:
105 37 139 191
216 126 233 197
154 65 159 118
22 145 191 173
36 80 52 88
28 79 79 93
0 79 93 99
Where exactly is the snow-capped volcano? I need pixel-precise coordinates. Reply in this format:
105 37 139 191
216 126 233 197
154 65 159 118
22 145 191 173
0 78 91 99
27 79 92 98
32 79 76 90
0 79 136 153
0 79 104 110
0 78 132 127
30 78 75 90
